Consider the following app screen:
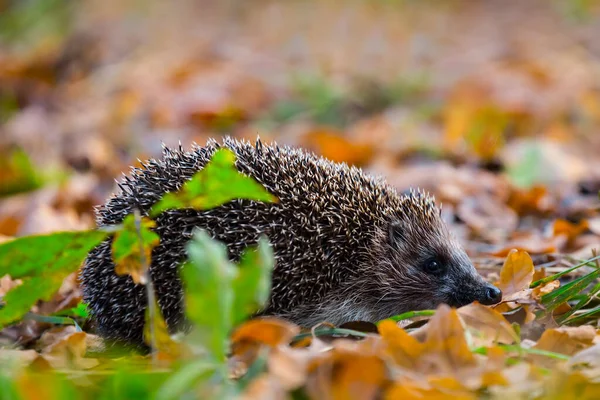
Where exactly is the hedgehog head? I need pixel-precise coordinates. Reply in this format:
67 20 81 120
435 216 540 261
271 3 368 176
301 189 502 325
354 189 502 320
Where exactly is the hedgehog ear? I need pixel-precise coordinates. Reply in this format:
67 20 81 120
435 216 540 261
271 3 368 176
388 220 405 245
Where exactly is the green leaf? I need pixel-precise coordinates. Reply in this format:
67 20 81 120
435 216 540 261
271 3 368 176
182 230 235 362
111 213 160 284
541 268 600 312
0 230 108 328
52 302 90 319
231 236 274 325
0 147 42 197
0 373 19 399
154 360 216 400
180 230 275 362
506 143 543 188
563 303 600 325
150 148 277 217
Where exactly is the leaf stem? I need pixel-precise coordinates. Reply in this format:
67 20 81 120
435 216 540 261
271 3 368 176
134 209 158 364
24 312 81 331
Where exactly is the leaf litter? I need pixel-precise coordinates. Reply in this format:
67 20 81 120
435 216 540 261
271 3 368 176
1 1 600 399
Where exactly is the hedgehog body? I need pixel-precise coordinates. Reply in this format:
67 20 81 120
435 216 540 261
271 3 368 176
82 138 501 347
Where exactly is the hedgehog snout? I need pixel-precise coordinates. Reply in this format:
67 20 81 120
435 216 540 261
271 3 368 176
478 284 502 305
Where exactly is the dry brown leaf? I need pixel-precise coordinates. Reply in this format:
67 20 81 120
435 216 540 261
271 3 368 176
531 326 597 367
490 234 560 257
587 217 600 236
532 267 546 282
457 302 519 346
39 327 99 370
532 280 560 300
497 249 534 297
0 349 39 369
268 346 310 390
568 343 600 372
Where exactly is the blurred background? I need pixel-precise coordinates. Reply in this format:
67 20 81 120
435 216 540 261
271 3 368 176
1 0 600 265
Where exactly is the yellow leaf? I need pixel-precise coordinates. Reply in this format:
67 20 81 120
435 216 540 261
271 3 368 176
144 298 183 360
497 249 534 297
425 304 476 372
379 320 426 368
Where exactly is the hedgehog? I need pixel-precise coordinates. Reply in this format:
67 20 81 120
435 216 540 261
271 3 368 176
82 137 502 348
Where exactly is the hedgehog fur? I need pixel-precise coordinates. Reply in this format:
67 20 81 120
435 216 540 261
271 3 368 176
82 137 501 348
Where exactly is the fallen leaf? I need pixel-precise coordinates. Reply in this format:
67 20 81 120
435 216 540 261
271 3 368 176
532 280 560 299
379 319 426 369
306 342 388 400
305 129 374 166
531 326 596 367
39 327 99 370
553 219 589 244
457 303 519 346
423 304 477 376
231 317 300 349
497 250 535 297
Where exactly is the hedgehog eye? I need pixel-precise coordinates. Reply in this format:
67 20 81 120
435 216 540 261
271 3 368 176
423 258 444 275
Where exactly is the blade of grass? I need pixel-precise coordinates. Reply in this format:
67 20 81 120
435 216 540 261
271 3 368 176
541 268 600 312
291 327 370 343
473 345 569 361
379 309 436 323
530 254 600 289
23 313 81 331
562 303 600 325
556 281 600 323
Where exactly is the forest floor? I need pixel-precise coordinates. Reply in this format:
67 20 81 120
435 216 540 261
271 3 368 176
2 1 600 398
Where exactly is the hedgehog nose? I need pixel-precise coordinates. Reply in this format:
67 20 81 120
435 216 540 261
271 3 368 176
480 284 502 305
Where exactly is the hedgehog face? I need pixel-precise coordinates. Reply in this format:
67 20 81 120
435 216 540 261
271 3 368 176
350 203 502 323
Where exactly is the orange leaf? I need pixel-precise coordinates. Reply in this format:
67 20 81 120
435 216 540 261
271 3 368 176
497 250 534 297
305 130 374 166
384 380 477 400
307 347 387 400
553 219 589 243
231 317 299 348
379 320 426 368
